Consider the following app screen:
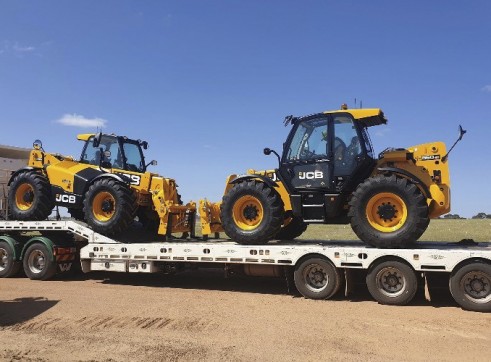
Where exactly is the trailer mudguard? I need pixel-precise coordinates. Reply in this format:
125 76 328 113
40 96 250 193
20 236 55 262
0 235 21 261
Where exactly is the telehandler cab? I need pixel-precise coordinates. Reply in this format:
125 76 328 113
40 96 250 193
7 133 196 237
213 105 465 248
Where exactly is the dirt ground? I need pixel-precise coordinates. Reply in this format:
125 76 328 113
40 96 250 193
1 270 490 362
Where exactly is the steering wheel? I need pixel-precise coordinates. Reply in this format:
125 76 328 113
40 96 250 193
300 148 316 160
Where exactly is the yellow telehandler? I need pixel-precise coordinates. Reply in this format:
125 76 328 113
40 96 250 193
7 133 196 237
202 105 465 248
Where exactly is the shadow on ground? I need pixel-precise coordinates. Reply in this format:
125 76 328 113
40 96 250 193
0 297 59 327
53 268 460 309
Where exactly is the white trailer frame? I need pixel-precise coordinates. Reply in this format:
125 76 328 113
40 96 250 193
0 220 490 312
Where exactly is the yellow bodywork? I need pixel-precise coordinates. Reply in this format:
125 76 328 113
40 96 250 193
377 141 450 218
27 147 196 236
198 141 452 236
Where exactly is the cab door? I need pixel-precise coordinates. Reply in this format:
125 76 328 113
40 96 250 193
279 116 333 192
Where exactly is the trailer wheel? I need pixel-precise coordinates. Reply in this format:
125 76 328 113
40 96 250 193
275 217 308 240
220 181 284 244
8 171 54 221
449 262 491 312
84 178 136 235
294 257 341 299
23 243 57 280
366 260 417 305
0 241 21 278
349 175 429 248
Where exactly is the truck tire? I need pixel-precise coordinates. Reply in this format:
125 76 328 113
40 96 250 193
348 175 429 248
23 243 57 280
275 217 308 240
8 171 54 221
83 178 137 235
220 180 283 244
294 257 341 299
449 262 491 312
366 260 418 305
0 241 21 278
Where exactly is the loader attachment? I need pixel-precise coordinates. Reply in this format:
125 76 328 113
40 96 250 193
199 199 223 239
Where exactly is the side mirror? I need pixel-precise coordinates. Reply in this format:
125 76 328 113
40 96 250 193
146 160 157 168
93 132 102 148
263 147 281 166
33 139 43 150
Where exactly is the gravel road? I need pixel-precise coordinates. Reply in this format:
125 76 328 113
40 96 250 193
1 270 490 361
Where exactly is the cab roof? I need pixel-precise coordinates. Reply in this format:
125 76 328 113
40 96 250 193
77 133 94 141
323 108 387 127
76 133 134 141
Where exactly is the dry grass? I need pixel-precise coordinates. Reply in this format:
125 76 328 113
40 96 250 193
299 219 491 243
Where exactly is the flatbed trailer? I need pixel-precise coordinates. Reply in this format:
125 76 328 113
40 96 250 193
0 220 490 312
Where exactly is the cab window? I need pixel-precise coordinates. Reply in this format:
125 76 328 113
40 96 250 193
333 116 362 175
81 136 120 168
286 117 328 162
122 142 145 172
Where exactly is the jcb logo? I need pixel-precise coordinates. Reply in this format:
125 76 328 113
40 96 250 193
56 194 76 204
299 171 323 180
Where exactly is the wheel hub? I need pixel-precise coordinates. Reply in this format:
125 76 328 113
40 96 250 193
308 267 327 287
101 199 114 213
377 203 397 221
384 273 401 289
465 274 490 298
243 205 259 221
23 190 34 203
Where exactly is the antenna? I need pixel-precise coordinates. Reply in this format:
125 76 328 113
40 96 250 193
442 125 467 162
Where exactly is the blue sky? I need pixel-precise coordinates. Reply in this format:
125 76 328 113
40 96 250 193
0 1 490 218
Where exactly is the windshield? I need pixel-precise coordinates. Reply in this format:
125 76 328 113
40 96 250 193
285 117 328 162
81 136 145 172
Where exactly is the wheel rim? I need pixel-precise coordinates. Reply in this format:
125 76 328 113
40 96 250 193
28 250 46 274
302 263 329 293
232 195 264 230
366 192 408 232
0 247 9 272
375 267 406 297
15 183 35 211
92 191 116 222
460 271 491 304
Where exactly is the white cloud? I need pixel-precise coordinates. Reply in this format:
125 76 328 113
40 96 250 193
1 41 38 57
13 43 35 53
55 114 108 128
482 85 491 93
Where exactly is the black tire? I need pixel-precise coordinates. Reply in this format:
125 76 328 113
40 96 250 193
68 208 84 221
366 260 418 305
449 262 491 312
83 178 137 235
294 257 341 299
8 171 54 221
220 181 284 244
0 241 21 278
23 243 57 280
349 175 429 248
275 217 308 240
